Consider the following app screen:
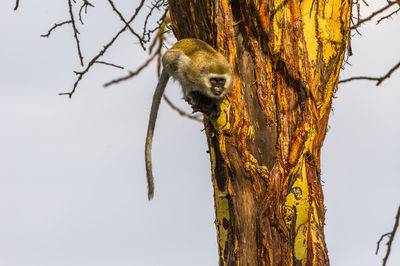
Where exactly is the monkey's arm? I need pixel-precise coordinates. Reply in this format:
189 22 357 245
145 69 170 200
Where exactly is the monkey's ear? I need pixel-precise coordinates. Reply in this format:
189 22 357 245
162 49 191 75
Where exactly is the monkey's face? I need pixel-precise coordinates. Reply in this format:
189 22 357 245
184 61 233 116
198 62 233 99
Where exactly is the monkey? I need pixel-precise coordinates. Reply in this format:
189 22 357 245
145 38 233 200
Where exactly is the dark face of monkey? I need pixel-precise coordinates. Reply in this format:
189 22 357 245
209 77 227 96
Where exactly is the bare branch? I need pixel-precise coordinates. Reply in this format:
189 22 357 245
376 233 391 255
377 7 400 24
376 206 400 266
142 0 168 44
106 0 145 50
351 1 398 29
68 0 84 66
163 95 203 122
104 12 169 87
103 53 158 87
78 0 94 24
339 61 400 85
59 0 147 98
14 0 19 10
95 61 124 70
40 20 72 38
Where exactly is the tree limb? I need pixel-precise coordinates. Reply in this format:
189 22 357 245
376 206 400 266
351 1 398 29
40 20 72 38
14 0 19 11
78 0 94 24
377 7 400 24
103 52 158 87
59 0 147 98
163 95 203 122
339 61 400 85
95 61 124 70
68 0 84 66
107 0 145 49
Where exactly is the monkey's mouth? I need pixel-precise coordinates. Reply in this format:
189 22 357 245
211 85 224 96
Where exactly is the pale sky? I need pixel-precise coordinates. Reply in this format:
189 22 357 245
0 1 399 266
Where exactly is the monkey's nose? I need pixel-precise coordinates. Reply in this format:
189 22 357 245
212 87 223 95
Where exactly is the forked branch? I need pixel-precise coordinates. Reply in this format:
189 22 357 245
376 206 400 266
59 0 147 97
351 1 399 29
68 0 84 66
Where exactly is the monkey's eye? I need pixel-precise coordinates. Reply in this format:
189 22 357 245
210 77 226 86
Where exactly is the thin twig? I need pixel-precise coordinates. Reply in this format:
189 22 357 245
107 0 145 50
142 0 168 44
339 61 400 85
351 1 397 29
377 8 400 24
104 11 168 88
103 52 158 87
163 95 203 122
68 0 84 66
78 0 94 24
59 0 147 97
14 0 19 10
95 61 124 70
376 206 400 266
40 21 72 38
376 233 391 255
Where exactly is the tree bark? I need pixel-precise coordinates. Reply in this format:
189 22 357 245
169 0 351 265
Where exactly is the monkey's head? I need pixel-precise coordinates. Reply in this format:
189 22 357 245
196 60 233 99
181 59 233 116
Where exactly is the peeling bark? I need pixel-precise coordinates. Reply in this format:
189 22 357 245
168 0 351 265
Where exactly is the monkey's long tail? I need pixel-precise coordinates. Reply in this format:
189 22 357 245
145 69 170 200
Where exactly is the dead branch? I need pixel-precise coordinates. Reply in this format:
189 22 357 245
107 0 145 50
78 0 94 24
376 206 400 266
376 233 391 255
40 20 73 38
104 13 167 87
14 0 19 11
351 1 398 29
95 61 124 70
68 0 84 66
142 0 168 44
339 61 400 85
103 53 158 87
163 95 203 122
377 7 400 24
59 0 147 98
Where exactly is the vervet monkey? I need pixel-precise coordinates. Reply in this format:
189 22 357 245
145 38 233 200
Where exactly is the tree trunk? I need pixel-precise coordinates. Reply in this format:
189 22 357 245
169 0 351 265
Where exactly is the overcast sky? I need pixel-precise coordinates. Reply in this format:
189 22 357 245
0 1 399 266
